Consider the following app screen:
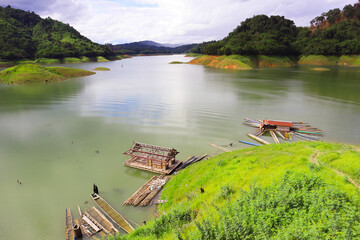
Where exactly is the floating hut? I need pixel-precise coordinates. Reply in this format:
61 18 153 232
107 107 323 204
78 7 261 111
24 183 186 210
123 142 181 174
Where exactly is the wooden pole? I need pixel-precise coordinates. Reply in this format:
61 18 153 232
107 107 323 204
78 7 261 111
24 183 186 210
247 134 270 145
269 130 280 144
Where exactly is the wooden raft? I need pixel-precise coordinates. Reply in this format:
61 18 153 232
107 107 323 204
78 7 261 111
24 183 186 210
91 193 134 234
123 175 170 207
124 157 181 174
123 142 182 175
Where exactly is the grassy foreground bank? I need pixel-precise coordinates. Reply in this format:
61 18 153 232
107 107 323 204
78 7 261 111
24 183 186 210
0 64 95 84
112 142 360 240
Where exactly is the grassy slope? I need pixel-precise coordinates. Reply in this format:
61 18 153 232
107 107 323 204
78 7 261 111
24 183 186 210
189 55 360 69
113 142 360 240
188 55 296 69
299 55 360 67
0 64 95 84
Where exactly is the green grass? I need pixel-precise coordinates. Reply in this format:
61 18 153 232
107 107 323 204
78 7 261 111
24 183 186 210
112 142 360 240
63 57 82 63
96 56 109 62
169 61 185 64
35 58 62 64
298 55 339 66
185 53 203 57
92 67 111 71
0 64 95 84
258 55 296 67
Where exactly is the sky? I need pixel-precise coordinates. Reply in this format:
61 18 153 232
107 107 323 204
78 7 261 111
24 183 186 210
0 0 357 44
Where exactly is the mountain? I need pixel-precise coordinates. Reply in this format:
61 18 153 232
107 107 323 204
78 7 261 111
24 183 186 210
107 41 197 55
192 1 360 56
0 6 113 60
127 40 187 48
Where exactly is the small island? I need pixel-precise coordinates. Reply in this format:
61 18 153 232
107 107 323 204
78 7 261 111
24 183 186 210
0 64 95 85
92 67 111 71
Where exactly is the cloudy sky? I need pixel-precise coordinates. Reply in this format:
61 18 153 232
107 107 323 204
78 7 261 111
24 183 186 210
0 0 357 44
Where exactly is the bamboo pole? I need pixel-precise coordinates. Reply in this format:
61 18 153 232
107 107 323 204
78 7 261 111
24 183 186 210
269 130 280 144
247 134 270 145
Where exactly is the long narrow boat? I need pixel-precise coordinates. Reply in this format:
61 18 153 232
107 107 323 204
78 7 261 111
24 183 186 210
65 209 75 240
238 140 261 146
91 193 134 234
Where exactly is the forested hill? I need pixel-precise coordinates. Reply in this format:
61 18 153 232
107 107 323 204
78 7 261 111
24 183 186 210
192 1 360 56
0 6 113 60
107 41 197 55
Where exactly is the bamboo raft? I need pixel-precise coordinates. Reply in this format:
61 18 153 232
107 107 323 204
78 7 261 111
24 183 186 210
242 118 323 145
123 175 171 207
65 209 75 240
91 193 134 234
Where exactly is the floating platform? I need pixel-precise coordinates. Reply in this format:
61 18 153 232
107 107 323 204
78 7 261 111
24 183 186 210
123 175 171 207
124 142 181 174
91 193 134 234
124 157 182 174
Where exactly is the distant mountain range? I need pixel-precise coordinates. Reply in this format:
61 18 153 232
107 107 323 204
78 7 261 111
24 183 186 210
106 41 197 55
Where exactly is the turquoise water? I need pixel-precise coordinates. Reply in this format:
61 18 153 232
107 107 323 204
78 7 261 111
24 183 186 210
0 55 359 239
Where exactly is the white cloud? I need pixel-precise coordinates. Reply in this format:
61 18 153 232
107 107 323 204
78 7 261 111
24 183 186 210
1 0 356 44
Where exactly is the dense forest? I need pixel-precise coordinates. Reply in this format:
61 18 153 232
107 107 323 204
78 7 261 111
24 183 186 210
0 6 113 60
192 1 360 56
107 41 197 55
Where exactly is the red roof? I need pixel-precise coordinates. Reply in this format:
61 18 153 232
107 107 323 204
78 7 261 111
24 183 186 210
261 119 293 127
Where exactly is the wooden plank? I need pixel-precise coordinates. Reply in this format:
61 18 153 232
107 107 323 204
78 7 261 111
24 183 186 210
208 143 232 152
269 130 280 144
247 134 270 145
82 215 101 232
275 130 285 140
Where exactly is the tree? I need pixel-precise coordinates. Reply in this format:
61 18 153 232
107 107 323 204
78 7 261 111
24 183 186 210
343 4 355 19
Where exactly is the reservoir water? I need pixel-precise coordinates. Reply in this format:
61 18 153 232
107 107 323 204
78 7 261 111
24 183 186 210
0 55 360 240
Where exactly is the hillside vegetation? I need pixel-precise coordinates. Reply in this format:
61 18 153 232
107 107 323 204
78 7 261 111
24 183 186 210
192 1 360 57
0 6 113 60
0 64 95 84
112 142 360 239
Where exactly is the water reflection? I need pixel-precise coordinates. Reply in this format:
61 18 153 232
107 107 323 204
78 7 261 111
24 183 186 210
0 79 85 112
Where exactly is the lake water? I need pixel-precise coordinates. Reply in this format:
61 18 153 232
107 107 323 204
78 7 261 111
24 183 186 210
0 55 360 240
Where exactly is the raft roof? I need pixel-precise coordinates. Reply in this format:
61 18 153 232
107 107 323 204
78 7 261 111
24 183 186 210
123 142 179 163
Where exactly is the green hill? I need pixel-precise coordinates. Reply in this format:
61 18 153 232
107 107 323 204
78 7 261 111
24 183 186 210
112 142 360 239
192 2 360 57
0 6 113 60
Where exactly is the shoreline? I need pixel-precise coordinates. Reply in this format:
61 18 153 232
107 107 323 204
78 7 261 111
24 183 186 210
0 55 131 67
187 54 360 69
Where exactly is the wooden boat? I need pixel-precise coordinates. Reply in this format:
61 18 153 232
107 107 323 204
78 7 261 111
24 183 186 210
91 193 134 234
65 209 75 240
